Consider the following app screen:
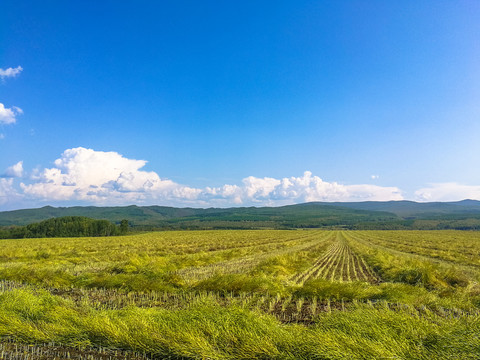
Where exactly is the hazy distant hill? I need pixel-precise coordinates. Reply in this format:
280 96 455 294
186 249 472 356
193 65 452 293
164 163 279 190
318 200 480 217
0 200 479 230
0 203 397 228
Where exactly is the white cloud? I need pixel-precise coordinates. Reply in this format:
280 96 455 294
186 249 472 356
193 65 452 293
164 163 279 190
20 147 198 204
371 175 379 180
12 147 405 207
3 149 479 208
0 134 4 140
0 103 23 125
201 171 403 205
415 183 480 202
4 161 23 178
243 176 282 198
0 178 19 205
0 66 23 80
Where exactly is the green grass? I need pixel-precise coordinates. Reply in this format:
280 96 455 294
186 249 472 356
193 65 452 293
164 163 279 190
0 288 478 359
0 229 480 359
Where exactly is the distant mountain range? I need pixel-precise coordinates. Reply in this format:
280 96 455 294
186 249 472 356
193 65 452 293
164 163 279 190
1 200 480 230
322 199 480 217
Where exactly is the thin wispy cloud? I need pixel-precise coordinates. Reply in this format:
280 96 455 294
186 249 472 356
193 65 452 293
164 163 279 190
0 103 23 125
0 66 23 80
415 183 480 202
0 66 23 131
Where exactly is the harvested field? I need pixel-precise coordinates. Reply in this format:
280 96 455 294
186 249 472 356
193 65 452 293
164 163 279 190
1 230 479 359
291 232 379 284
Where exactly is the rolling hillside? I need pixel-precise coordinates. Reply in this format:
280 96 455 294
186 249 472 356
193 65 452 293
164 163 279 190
1 200 479 230
325 199 480 217
0 203 397 229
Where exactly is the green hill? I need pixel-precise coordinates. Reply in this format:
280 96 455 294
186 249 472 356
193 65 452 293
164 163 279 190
1 200 480 230
324 199 480 217
0 203 397 229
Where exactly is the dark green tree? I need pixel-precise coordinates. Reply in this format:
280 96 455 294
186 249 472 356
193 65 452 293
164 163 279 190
0 216 119 239
119 219 129 234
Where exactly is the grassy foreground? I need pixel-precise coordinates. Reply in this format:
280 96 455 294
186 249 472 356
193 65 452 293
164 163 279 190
0 230 479 359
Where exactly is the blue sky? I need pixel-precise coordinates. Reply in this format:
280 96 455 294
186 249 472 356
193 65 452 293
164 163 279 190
1 1 480 210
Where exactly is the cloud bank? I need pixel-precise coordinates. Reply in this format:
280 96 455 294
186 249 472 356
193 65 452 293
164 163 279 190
1 147 478 209
415 183 480 202
203 172 403 205
14 147 403 207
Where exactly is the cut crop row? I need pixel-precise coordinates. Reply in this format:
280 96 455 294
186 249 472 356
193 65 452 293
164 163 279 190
178 231 332 282
291 232 379 284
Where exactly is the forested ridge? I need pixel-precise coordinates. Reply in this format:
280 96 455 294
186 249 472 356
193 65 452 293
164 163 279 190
0 216 127 239
1 200 480 235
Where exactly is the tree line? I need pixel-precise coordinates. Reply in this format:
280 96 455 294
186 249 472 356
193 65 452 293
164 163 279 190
0 216 129 239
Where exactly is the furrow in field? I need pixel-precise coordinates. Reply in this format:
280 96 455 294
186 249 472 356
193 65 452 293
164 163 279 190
290 233 337 284
293 237 338 284
342 232 381 282
350 231 480 269
292 232 379 284
309 240 342 279
178 231 331 282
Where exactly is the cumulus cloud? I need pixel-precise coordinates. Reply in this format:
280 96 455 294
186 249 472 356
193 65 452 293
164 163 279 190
12 147 405 207
415 183 480 202
3 161 23 178
0 66 23 80
201 171 403 205
20 147 199 204
0 178 19 205
0 103 23 125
